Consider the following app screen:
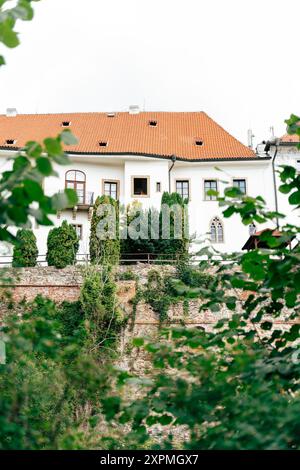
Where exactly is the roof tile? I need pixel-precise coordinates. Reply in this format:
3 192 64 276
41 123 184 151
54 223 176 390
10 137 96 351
0 111 255 160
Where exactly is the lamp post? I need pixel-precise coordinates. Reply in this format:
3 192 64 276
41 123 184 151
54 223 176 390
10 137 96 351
259 138 281 229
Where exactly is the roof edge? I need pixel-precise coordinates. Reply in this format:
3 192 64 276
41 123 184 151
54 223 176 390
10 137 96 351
0 147 271 162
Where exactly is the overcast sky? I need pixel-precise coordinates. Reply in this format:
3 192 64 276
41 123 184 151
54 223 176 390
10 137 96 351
0 0 299 146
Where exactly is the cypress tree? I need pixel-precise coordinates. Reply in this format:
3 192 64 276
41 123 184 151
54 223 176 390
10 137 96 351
12 229 38 267
158 191 189 260
46 220 79 269
89 195 120 265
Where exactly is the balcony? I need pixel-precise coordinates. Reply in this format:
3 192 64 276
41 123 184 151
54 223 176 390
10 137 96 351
60 190 94 210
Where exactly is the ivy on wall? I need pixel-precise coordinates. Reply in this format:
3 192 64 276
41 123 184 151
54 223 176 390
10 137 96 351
90 196 120 265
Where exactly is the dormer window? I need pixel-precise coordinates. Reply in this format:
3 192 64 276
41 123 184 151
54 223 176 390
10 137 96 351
5 139 16 145
107 113 116 118
99 141 108 147
62 121 71 127
149 120 157 127
195 139 203 146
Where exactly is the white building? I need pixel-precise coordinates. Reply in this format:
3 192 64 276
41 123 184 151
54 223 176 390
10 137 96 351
0 108 298 260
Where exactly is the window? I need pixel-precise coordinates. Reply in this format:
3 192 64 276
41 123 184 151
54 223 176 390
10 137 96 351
156 182 161 192
195 139 203 146
233 178 246 195
132 177 149 197
176 180 189 200
296 160 300 172
210 217 224 243
99 141 108 147
149 120 157 127
249 223 256 235
72 224 83 240
65 170 86 204
62 121 71 127
204 179 218 200
104 181 118 200
5 139 16 145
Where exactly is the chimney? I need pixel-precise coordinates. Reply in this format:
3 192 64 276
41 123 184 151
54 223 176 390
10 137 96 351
6 108 17 117
247 129 254 149
129 105 140 115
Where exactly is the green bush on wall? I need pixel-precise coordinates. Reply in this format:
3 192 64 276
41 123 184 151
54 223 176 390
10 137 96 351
12 229 38 267
46 220 79 269
90 195 120 265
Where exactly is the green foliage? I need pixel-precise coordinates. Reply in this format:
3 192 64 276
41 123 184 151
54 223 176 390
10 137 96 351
0 296 113 449
285 114 300 151
46 220 79 269
158 192 189 260
120 193 189 262
102 162 300 450
80 267 125 353
90 196 120 265
117 327 300 450
121 202 159 257
0 1 40 65
177 263 213 288
117 269 138 281
144 269 171 323
0 131 78 244
12 228 38 267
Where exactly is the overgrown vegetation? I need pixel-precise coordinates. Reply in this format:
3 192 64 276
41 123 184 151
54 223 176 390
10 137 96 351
46 220 79 269
103 156 300 450
12 229 38 267
120 192 189 262
80 266 126 353
0 266 128 449
117 269 138 281
90 196 120 265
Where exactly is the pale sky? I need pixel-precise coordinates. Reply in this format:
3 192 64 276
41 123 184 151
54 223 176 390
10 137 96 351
0 0 299 147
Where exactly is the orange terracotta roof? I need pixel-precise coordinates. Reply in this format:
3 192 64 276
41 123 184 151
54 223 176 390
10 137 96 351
0 111 256 161
281 121 300 143
255 229 282 237
281 133 300 143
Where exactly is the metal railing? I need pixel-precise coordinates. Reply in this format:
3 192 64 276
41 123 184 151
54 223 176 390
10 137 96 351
59 190 94 206
0 252 183 267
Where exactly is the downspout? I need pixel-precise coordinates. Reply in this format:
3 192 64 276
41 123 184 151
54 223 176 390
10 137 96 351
271 144 279 229
168 154 177 193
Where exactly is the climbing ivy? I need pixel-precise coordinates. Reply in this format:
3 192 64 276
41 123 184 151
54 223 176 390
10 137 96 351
90 196 120 265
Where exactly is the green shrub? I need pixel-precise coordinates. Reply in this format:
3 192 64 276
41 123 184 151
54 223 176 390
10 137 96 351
157 192 189 261
12 229 38 267
178 265 214 288
46 220 79 269
121 202 159 257
117 269 138 281
80 267 125 352
144 269 171 323
90 196 120 265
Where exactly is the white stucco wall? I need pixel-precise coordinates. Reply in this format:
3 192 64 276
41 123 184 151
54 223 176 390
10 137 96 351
0 148 298 262
172 159 273 253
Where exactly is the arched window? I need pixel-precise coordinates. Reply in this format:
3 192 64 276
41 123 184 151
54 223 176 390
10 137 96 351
249 223 256 235
65 170 86 204
210 217 224 243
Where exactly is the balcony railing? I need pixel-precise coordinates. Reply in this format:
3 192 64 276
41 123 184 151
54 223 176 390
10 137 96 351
60 190 94 207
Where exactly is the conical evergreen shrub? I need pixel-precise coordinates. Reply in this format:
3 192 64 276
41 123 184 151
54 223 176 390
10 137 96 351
12 229 38 267
89 195 120 265
46 220 79 269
